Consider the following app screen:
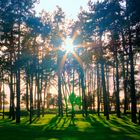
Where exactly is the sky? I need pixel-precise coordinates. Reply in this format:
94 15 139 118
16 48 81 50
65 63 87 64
35 0 96 20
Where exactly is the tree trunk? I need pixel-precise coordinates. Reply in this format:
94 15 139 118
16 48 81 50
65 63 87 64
37 69 40 118
26 72 29 111
29 75 33 124
42 82 47 117
57 51 63 116
101 61 109 120
9 31 15 120
97 63 100 116
0 82 2 110
10 69 15 120
121 32 128 114
16 68 20 123
80 68 87 117
78 74 81 110
115 47 121 118
2 81 5 119
129 28 137 123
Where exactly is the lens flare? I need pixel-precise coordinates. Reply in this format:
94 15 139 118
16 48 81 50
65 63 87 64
64 36 74 52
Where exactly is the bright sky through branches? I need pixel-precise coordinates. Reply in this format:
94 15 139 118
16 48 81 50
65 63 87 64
64 36 74 52
35 0 97 20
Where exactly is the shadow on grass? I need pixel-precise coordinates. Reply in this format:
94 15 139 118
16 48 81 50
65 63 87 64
0 114 140 140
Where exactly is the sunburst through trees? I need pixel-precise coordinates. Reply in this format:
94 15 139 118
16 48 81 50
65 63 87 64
0 0 140 127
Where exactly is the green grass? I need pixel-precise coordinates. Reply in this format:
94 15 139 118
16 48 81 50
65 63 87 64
0 114 140 140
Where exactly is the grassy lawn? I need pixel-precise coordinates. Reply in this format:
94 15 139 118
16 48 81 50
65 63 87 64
0 114 140 140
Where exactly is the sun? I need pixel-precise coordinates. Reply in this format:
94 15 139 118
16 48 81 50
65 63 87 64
59 31 87 73
64 36 75 52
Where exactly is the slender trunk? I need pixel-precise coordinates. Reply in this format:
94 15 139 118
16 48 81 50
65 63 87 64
29 75 33 124
97 63 100 116
34 76 37 109
37 68 40 117
16 39 20 123
93 70 96 111
126 58 130 110
78 74 81 110
16 0 21 124
9 31 15 120
42 82 47 117
106 65 110 97
115 47 121 118
106 65 111 112
80 68 87 117
57 51 63 116
123 60 128 114
113 66 116 111
0 81 2 111
11 64 15 120
61 74 67 116
2 81 5 119
58 74 63 116
62 74 69 115
16 68 20 123
26 72 29 111
128 28 137 123
72 68 74 93
72 68 75 118
121 32 128 114
101 61 109 120
138 110 140 125
0 82 2 110
40 72 43 116
90 71 93 111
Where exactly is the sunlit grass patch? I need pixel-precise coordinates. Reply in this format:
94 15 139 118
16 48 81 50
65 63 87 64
0 114 140 140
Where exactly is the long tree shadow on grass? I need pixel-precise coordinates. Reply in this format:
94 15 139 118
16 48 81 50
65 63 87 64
85 115 140 140
39 115 139 140
42 115 77 131
0 115 140 140
43 115 63 130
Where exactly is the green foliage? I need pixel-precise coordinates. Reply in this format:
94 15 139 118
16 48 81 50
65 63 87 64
75 96 82 107
69 92 82 107
69 92 76 104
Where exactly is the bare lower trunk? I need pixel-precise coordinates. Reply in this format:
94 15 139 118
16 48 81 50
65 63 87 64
101 61 109 120
80 68 87 117
129 28 137 123
115 48 121 118
57 51 63 116
16 69 20 123
97 63 100 116
29 75 33 124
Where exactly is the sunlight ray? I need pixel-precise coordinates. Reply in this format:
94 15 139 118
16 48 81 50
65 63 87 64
72 51 83 68
58 32 66 42
72 31 79 41
59 51 68 73
75 42 95 48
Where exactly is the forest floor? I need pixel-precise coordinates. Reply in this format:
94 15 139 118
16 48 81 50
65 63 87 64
0 114 140 140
